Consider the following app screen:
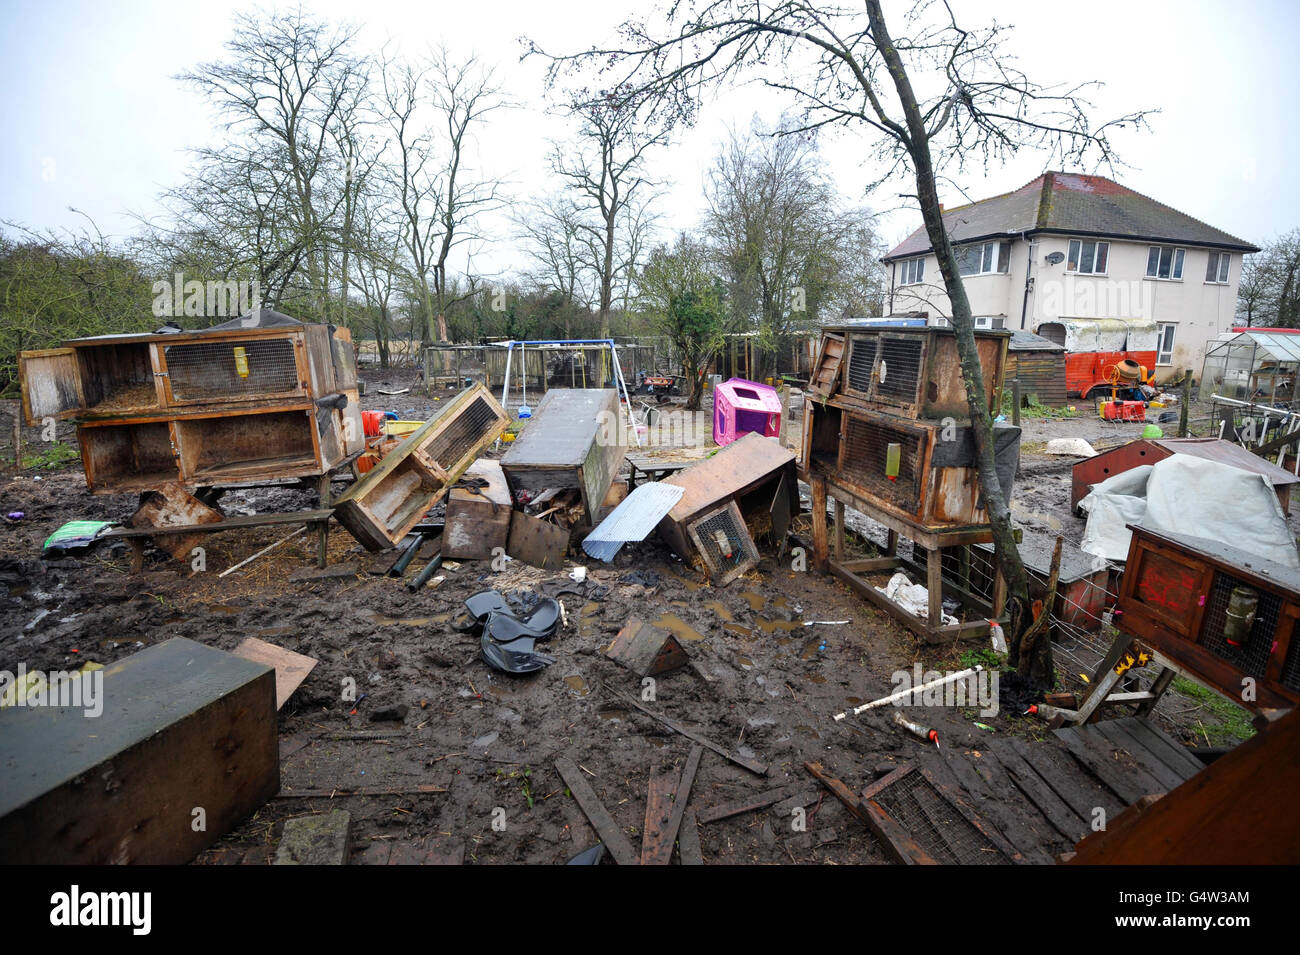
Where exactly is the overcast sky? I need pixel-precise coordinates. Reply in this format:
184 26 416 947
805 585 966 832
2 0 1298 278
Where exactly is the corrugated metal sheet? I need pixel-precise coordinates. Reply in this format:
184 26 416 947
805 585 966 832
582 482 685 562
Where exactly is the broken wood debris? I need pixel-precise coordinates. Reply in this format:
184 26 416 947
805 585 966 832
554 757 639 866
605 686 769 776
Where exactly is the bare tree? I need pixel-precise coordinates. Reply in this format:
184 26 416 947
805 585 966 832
533 0 1152 684
380 47 505 349
704 121 880 378
550 94 667 338
181 10 364 317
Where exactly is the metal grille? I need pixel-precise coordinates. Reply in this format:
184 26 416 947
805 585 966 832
1200 572 1281 678
841 415 923 512
165 338 299 400
872 769 1007 865
1281 627 1300 693
425 396 499 470
689 502 759 582
846 334 878 394
876 337 924 402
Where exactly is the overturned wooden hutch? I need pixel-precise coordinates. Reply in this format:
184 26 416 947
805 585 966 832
800 324 1018 642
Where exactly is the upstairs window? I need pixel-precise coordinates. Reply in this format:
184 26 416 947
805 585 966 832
1146 245 1185 280
1067 239 1109 274
1205 251 1231 284
898 256 925 286
956 240 1011 276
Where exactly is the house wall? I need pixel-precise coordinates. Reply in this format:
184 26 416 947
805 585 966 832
888 235 1244 382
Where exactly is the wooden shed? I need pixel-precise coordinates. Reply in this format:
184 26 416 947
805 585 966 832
1071 437 1300 514
1005 329 1067 408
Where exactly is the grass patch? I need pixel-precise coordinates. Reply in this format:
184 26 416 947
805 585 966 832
1000 389 1082 420
960 647 1006 671
1171 677 1255 745
21 441 81 470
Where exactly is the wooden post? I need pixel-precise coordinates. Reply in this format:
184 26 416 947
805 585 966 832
316 473 332 569
926 545 943 626
1011 378 1021 427
1179 370 1191 437
11 408 21 470
886 528 899 557
810 476 829 572
833 499 845 561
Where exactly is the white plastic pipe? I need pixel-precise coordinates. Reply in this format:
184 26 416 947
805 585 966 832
833 665 983 721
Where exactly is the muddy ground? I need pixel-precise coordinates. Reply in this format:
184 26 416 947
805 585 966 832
0 372 1258 864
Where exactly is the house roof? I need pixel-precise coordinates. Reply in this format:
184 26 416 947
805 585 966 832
884 172 1259 261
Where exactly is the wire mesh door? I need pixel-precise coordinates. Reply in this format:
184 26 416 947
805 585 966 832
162 336 303 403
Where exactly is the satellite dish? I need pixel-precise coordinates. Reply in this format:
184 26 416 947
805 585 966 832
1045 251 1065 265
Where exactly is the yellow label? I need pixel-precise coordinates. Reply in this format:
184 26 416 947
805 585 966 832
233 346 250 378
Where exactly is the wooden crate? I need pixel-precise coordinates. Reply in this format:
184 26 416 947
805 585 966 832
0 637 278 864
500 389 625 529
333 384 509 550
657 432 797 574
18 318 364 493
443 458 512 560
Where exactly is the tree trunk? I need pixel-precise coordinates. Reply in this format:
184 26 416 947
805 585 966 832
868 0 1040 679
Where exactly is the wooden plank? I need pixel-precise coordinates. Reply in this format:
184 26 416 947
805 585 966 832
1067 707 1300 864
507 510 569 569
273 810 352 865
640 764 679 865
860 799 940 866
920 761 1030 864
1012 738 1123 822
804 760 938 865
232 637 318 710
553 757 639 866
697 784 799 825
610 689 768 776
1092 719 1189 792
1122 717 1205 779
102 509 333 538
0 638 278 864
990 740 1088 843
677 808 703 865
647 744 702 866
935 748 1045 862
1053 725 1153 805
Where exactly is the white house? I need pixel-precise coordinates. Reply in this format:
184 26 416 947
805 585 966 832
881 172 1258 383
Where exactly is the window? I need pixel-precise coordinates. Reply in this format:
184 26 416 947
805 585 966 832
898 256 925 286
955 241 1011 276
1205 251 1231 284
1067 239 1109 274
1157 323 1176 365
1146 245 1185 280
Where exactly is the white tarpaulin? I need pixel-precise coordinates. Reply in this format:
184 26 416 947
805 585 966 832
1079 455 1300 567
